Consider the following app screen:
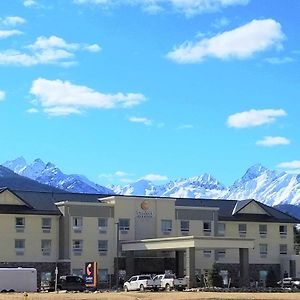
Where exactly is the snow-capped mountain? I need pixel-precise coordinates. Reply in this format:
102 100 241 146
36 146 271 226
3 157 113 195
111 164 300 206
2 158 300 208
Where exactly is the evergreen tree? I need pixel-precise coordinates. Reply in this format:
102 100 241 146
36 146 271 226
208 263 223 287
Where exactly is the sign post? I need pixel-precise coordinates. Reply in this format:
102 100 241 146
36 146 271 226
85 262 97 288
54 266 58 293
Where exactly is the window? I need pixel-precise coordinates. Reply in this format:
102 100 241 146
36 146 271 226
217 249 226 259
15 239 25 255
203 250 212 257
259 243 268 257
280 244 287 255
279 225 287 237
15 217 25 232
72 240 83 255
41 239 51 256
161 220 172 234
180 220 189 232
98 218 108 233
72 269 83 277
73 217 83 233
203 222 211 235
98 269 108 282
259 224 267 237
42 218 51 233
238 224 247 237
217 223 226 236
98 240 108 255
119 219 130 232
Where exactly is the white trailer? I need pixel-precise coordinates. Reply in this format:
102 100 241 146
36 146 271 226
0 268 37 292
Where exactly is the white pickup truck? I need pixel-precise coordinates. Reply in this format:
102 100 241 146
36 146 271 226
153 274 187 291
123 274 154 292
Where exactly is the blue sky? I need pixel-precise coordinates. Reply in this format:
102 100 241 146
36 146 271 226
0 0 299 187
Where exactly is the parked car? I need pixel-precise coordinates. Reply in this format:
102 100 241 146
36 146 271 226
173 276 188 291
153 274 175 291
123 274 154 292
49 275 86 292
277 277 300 289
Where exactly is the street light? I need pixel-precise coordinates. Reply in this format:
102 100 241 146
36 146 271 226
115 222 120 290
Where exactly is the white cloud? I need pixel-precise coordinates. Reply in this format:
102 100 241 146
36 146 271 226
0 30 22 39
26 108 39 113
167 19 284 63
142 174 168 181
277 161 300 170
211 16 230 29
0 35 99 66
129 116 152 126
1 16 26 26
256 136 290 147
0 90 5 101
264 56 294 64
23 0 37 7
30 78 146 116
178 124 194 129
227 109 287 128
84 44 102 52
74 0 249 17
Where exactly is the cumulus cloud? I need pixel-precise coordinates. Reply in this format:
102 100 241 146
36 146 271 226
74 0 249 17
142 174 168 181
227 109 287 128
256 136 290 147
1 16 26 26
84 44 101 52
264 56 294 64
0 35 100 66
277 161 300 169
0 90 5 101
26 108 39 113
0 30 22 39
129 116 152 126
167 19 284 63
23 0 37 7
99 171 133 179
29 78 146 116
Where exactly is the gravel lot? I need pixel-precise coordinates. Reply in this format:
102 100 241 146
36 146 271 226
0 291 299 300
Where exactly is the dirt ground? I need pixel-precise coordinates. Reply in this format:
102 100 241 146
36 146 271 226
0 291 299 300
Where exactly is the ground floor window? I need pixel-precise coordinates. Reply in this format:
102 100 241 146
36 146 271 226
98 269 108 282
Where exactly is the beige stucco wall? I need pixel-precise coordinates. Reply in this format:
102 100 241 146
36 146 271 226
0 214 59 262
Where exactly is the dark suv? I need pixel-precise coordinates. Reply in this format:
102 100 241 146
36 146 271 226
50 275 86 291
277 277 300 289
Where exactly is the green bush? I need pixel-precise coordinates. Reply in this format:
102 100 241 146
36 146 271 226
208 263 223 287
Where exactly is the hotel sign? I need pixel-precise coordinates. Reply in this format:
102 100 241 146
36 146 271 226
85 262 97 287
136 200 154 218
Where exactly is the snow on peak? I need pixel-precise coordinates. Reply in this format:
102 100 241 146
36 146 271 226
3 156 27 173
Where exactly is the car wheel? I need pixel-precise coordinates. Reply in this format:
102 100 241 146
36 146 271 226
124 286 128 292
165 283 170 292
139 284 145 292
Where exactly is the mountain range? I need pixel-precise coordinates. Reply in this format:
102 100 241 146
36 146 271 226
2 158 300 212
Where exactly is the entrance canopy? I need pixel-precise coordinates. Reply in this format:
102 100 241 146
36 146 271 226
121 235 254 251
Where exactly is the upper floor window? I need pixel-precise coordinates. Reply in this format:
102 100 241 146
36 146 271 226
15 239 25 255
203 222 211 235
180 220 189 233
98 218 108 233
16 217 25 232
279 244 287 255
238 224 247 237
279 225 287 238
73 217 83 233
259 224 267 237
161 220 172 234
119 219 130 232
72 240 83 255
42 218 51 233
41 239 51 256
98 240 108 255
217 223 226 236
259 243 268 257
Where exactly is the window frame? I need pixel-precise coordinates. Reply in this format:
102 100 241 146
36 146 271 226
180 220 189 233
72 239 83 255
98 218 108 233
161 219 172 234
259 243 268 257
279 244 287 255
41 239 51 256
73 217 83 233
203 221 212 235
119 218 130 232
15 239 25 255
42 217 52 233
238 223 247 237
98 240 108 255
15 217 25 232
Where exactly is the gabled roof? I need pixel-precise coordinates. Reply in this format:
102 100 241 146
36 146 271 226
0 187 33 208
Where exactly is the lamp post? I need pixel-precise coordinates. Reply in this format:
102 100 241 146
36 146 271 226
115 222 120 290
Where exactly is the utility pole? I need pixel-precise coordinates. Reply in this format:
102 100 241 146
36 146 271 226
115 222 120 290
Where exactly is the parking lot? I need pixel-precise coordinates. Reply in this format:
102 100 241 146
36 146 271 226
0 291 299 300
